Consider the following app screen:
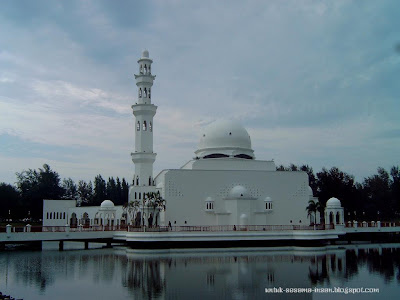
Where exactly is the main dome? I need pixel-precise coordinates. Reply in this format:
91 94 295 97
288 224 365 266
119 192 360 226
195 120 255 159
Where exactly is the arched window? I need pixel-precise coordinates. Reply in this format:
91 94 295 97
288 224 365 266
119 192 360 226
139 193 141 200
329 212 334 224
149 176 152 186
137 121 140 131
139 88 142 98
149 122 152 132
144 64 147 74
56 212 59 219
144 88 147 98
136 176 139 185
148 88 151 99
264 197 273 211
135 192 137 199
205 198 214 211
336 212 340 224
140 65 143 74
143 121 147 131
50 212 53 219
47 212 49 219
63 212 66 219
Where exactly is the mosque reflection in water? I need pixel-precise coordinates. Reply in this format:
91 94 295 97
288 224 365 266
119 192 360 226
0 244 399 299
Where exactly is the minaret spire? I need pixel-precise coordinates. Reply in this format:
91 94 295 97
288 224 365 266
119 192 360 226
129 50 157 205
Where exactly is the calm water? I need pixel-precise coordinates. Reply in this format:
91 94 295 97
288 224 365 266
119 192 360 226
0 243 399 299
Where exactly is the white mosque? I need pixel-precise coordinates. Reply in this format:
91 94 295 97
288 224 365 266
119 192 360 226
43 50 344 233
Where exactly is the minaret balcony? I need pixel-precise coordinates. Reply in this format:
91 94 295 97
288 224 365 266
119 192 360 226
132 104 157 116
131 152 157 163
135 74 156 84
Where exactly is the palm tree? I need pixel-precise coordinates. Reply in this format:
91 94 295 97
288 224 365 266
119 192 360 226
306 199 317 225
145 191 165 227
306 199 324 225
123 200 140 225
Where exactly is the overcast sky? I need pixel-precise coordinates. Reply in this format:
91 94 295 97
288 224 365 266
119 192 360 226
0 0 399 186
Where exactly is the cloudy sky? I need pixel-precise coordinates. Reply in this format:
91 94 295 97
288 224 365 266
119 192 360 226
0 0 399 185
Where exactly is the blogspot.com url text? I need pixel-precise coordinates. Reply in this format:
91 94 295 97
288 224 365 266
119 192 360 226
265 287 379 294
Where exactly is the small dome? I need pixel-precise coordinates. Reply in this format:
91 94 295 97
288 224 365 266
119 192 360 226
142 49 149 58
156 182 164 189
205 196 214 202
195 120 254 159
264 196 272 202
229 185 250 198
100 200 115 208
326 197 341 207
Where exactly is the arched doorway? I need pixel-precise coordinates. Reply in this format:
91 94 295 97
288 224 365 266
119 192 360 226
82 212 90 227
70 213 77 228
329 212 334 225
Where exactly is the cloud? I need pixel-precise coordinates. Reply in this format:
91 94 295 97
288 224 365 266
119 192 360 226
0 0 399 185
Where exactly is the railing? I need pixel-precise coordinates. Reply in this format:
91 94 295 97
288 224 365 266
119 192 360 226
0 223 339 234
127 224 333 232
0 225 128 233
345 221 400 228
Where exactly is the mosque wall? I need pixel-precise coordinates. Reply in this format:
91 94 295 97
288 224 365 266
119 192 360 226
43 200 125 227
43 199 76 226
160 169 310 226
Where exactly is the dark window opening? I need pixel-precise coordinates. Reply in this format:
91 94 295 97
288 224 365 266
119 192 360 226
143 121 147 131
139 88 142 98
137 121 140 131
203 153 229 159
234 154 253 159
149 122 152 132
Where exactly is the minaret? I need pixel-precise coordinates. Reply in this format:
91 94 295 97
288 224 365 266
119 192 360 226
129 50 157 203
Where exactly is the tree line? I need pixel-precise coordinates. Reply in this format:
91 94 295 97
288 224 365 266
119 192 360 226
0 164 129 221
277 164 400 221
0 163 399 222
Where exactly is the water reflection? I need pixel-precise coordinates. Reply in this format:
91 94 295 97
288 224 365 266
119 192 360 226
0 244 399 299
